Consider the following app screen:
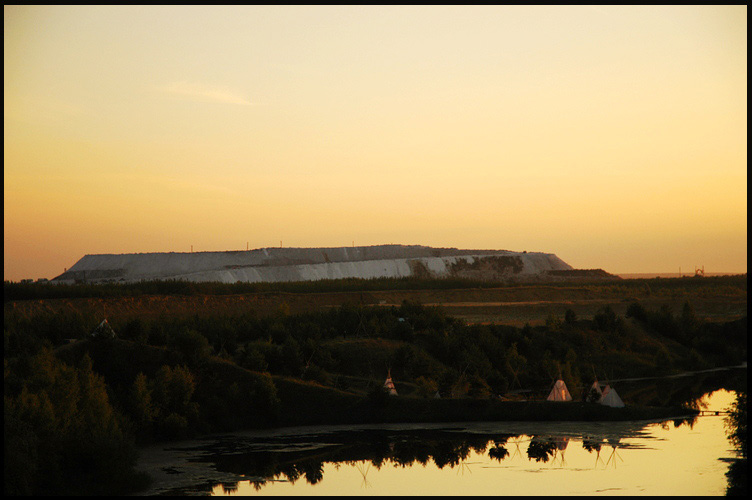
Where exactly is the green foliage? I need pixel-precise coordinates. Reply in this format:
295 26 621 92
301 364 332 386
726 391 747 458
4 404 40 495
4 278 746 495
151 365 197 420
626 301 648 323
585 386 602 403
680 301 698 337
415 376 439 398
504 343 526 389
486 371 509 396
468 375 493 399
169 328 211 366
161 413 189 440
593 306 619 332
366 384 393 408
128 373 155 427
3 348 145 495
564 308 578 325
281 337 304 376
725 391 748 496
545 314 562 331
121 318 149 344
5 274 746 306
527 437 557 462
653 345 673 370
237 344 269 372
540 350 559 381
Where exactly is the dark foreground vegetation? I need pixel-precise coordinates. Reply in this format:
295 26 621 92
725 391 748 496
4 277 746 495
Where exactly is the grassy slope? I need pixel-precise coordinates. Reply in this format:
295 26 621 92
55 338 696 430
25 276 745 430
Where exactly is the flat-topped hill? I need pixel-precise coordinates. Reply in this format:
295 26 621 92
52 244 577 284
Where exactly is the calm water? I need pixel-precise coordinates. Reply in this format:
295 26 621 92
135 388 741 496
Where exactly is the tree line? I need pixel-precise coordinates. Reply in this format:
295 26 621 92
4 297 746 495
4 273 746 301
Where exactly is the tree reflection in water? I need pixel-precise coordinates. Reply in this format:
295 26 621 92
204 429 525 491
604 437 623 469
199 418 711 494
526 436 557 463
582 437 608 468
488 437 510 462
219 482 238 495
300 461 324 485
174 375 744 495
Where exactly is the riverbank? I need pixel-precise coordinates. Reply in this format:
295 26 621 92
271 387 699 428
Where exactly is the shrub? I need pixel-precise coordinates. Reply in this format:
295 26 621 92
301 364 332 386
238 345 269 372
593 306 619 332
169 329 211 366
366 384 393 408
159 413 188 441
415 376 439 398
564 309 578 325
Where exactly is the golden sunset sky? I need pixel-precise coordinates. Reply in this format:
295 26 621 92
4 5 747 281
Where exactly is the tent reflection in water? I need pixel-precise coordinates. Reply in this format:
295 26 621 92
551 436 570 467
546 379 572 402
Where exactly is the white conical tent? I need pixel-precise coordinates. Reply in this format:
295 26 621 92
384 373 398 396
599 386 625 407
547 379 572 401
91 318 117 339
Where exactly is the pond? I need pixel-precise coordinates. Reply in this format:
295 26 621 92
134 387 741 496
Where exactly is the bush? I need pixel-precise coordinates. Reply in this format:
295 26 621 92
169 329 211 366
238 345 269 372
585 387 601 403
626 302 648 323
3 349 141 495
366 384 393 408
415 376 439 398
159 413 188 441
564 309 578 326
301 364 332 386
593 306 619 332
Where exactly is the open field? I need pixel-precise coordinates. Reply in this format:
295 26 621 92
6 276 747 326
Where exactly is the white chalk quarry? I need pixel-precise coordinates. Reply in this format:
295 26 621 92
52 244 574 284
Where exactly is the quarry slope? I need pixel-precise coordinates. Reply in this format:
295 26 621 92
52 244 573 284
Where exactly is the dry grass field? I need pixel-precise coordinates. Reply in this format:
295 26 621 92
7 277 746 327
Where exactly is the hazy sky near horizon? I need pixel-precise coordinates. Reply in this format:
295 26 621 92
4 5 747 280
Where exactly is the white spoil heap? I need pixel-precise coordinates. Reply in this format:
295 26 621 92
52 244 573 284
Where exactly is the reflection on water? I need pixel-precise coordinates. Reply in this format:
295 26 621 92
135 389 740 496
202 392 735 496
